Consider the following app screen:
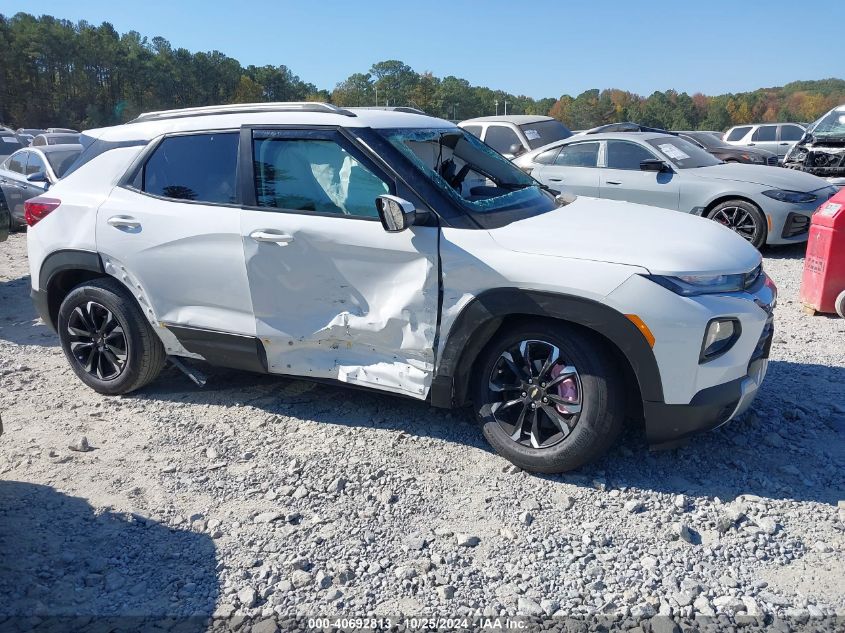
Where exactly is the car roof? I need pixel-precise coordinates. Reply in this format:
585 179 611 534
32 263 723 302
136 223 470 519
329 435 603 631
565 131 671 142
33 143 83 153
460 115 554 125
82 102 455 143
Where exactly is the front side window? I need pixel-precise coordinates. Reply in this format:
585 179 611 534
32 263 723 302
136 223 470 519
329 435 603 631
555 142 599 167
725 126 751 142
253 137 389 217
751 125 776 142
779 125 804 141
142 133 239 204
379 127 554 217
606 141 656 170
534 147 561 165
483 125 521 154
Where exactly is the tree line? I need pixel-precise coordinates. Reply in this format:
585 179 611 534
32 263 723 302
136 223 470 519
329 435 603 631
1 12 843 132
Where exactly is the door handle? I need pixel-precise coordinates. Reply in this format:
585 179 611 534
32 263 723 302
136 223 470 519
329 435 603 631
747 143 756 146
779 142 789 146
549 178 564 182
606 181 622 185
250 230 294 244
107 215 141 229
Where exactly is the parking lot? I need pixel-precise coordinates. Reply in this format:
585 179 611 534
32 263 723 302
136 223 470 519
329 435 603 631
0 230 843 626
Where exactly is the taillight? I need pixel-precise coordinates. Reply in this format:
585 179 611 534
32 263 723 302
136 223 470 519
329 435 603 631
24 197 61 226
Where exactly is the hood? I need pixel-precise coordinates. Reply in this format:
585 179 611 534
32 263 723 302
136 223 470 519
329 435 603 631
487 197 760 276
713 146 775 159
690 163 830 191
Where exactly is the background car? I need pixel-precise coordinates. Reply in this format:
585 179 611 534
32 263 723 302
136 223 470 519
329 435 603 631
513 132 836 248
676 131 778 165
46 127 79 133
783 104 845 190
15 128 46 146
722 123 806 163
0 128 24 161
458 115 572 158
31 132 81 146
0 144 82 229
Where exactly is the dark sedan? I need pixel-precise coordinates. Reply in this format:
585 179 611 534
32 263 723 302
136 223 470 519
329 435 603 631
0 144 82 229
677 131 778 166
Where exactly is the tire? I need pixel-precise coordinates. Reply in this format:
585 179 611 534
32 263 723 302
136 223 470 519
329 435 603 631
472 319 625 473
57 277 166 395
706 199 767 249
835 290 845 319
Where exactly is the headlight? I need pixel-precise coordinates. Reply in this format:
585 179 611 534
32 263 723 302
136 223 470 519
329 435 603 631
742 153 764 163
644 265 763 296
700 318 741 362
762 189 816 203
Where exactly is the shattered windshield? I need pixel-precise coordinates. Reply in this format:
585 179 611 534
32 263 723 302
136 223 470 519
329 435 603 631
808 110 845 139
378 127 555 215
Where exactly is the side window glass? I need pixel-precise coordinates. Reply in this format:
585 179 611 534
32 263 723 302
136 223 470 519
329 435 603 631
252 137 389 218
534 147 561 165
780 125 804 141
26 153 46 175
8 153 26 174
462 125 483 139
142 133 239 204
555 142 599 167
483 126 521 154
725 126 751 142
752 126 776 142
606 141 655 170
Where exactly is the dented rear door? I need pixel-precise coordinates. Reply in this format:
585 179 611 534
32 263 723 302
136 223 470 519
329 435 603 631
240 127 439 399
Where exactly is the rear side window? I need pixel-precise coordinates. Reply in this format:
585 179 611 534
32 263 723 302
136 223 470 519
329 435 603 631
484 125 521 154
252 137 389 217
751 126 776 142
462 125 483 139
725 126 751 141
7 152 26 174
780 125 804 141
606 141 655 170
555 142 600 167
26 153 46 175
142 133 239 204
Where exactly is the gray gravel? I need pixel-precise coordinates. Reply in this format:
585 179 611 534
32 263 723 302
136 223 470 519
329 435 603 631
0 233 843 628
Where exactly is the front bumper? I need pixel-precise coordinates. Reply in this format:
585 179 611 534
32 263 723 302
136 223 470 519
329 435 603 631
644 312 773 447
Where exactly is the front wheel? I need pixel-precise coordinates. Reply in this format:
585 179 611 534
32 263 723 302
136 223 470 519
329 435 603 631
706 199 767 249
57 278 166 395
472 320 625 473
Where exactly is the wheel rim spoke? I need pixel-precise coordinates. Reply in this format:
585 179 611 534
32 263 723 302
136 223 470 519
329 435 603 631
487 339 582 450
64 301 128 381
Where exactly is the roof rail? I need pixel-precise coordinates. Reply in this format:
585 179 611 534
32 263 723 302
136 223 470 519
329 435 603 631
129 102 356 123
351 106 426 115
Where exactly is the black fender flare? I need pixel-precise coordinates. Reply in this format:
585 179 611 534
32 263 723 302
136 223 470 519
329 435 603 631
36 249 105 329
430 288 664 408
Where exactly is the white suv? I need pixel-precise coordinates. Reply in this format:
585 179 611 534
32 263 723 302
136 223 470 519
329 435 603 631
25 102 776 473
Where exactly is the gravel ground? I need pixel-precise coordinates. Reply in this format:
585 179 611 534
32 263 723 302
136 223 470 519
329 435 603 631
0 232 843 630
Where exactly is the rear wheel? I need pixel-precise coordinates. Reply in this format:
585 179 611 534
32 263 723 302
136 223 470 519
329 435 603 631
57 278 166 395
706 199 767 249
472 320 625 473
835 290 845 319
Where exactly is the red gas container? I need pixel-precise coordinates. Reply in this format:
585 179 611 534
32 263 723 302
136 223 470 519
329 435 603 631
800 189 845 317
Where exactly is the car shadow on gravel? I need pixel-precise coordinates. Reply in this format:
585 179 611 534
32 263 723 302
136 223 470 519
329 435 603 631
133 358 843 508
0 480 218 628
0 275 58 348
763 242 806 260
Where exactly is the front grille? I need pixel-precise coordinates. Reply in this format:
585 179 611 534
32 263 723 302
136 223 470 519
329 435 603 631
781 212 810 238
766 156 778 166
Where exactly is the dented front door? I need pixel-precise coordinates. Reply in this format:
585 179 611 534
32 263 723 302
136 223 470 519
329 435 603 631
240 127 440 399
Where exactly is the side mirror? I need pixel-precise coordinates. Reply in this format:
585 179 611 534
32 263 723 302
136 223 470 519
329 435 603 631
376 195 416 233
640 159 670 172
27 171 49 183
508 143 526 157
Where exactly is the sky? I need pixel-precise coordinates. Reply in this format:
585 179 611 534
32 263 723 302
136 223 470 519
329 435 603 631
4 0 841 100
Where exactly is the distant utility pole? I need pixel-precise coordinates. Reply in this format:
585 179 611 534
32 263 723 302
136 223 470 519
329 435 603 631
494 100 499 115
504 100 508 115
374 85 378 106
452 104 457 120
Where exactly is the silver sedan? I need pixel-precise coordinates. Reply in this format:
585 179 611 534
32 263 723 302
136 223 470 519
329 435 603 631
513 132 837 248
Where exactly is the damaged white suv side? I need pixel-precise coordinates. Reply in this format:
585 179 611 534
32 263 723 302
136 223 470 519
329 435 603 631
26 103 776 473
